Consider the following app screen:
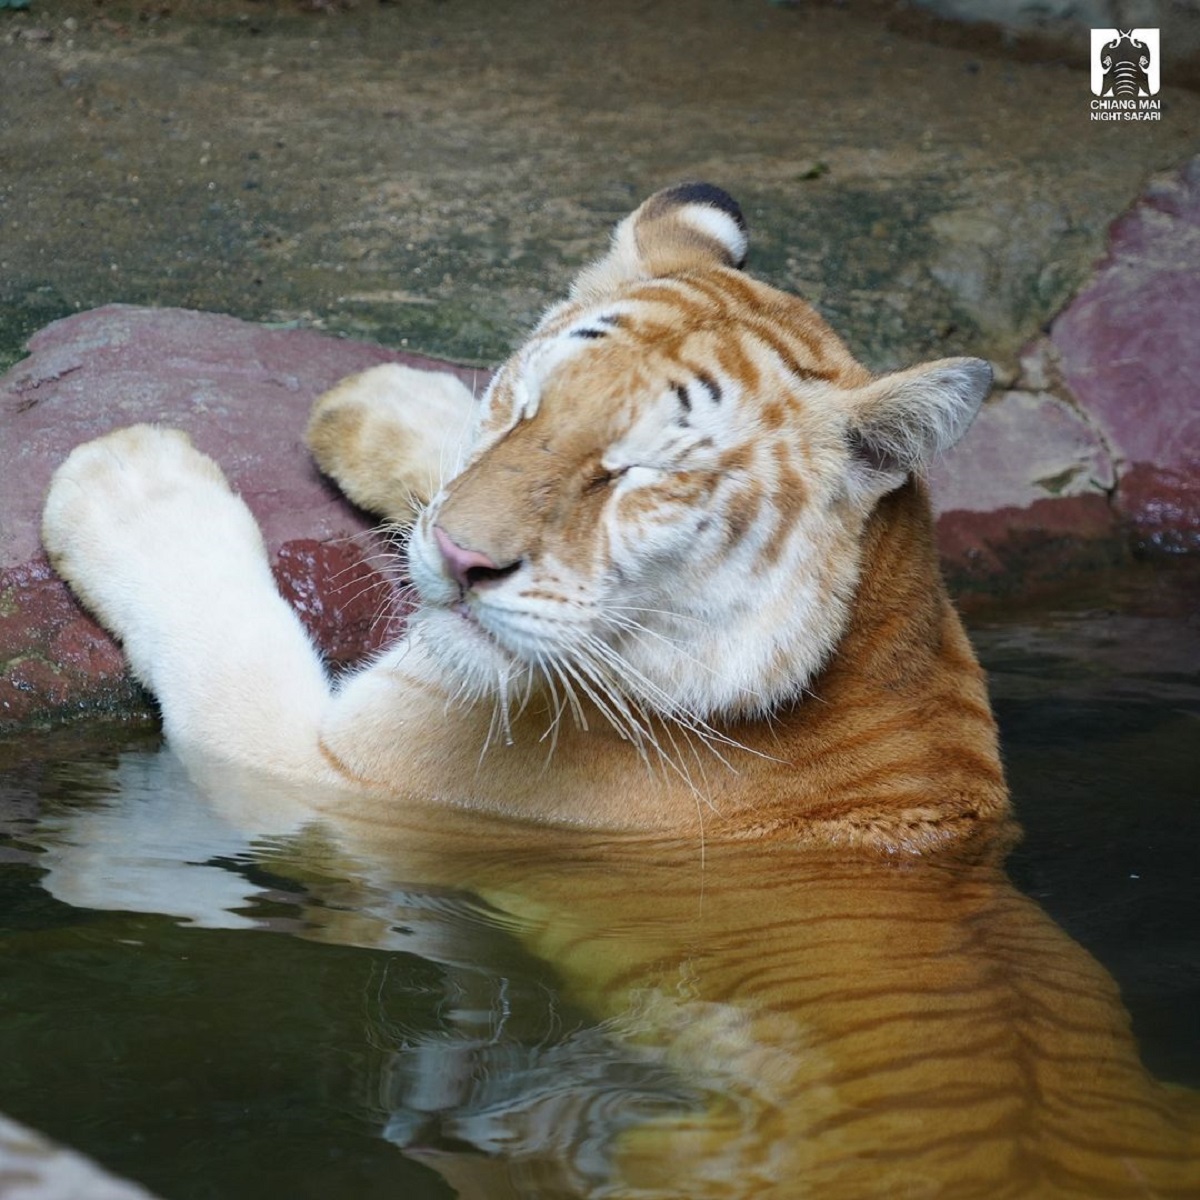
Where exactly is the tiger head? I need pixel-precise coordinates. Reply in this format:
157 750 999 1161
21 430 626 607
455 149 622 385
405 184 991 726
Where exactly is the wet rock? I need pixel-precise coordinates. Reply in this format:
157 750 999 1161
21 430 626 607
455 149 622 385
935 495 1125 606
1049 158 1200 553
930 154 1200 591
0 305 471 732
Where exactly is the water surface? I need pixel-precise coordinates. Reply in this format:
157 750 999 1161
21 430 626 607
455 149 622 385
1 570 1197 1198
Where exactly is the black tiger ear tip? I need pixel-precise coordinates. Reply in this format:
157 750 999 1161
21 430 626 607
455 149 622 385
641 182 748 270
658 182 747 234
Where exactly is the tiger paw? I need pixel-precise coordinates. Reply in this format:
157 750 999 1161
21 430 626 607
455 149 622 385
41 425 270 654
306 363 478 522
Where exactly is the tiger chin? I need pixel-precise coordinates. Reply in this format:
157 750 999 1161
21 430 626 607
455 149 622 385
39 185 1200 1196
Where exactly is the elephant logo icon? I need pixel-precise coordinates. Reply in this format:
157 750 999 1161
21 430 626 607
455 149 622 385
1092 28 1160 97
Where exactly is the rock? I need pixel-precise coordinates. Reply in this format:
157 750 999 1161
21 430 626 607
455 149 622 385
5 1 1198 377
934 495 1123 605
930 387 1124 604
902 0 1200 87
930 389 1115 515
928 154 1200 593
1049 157 1200 554
0 306 480 733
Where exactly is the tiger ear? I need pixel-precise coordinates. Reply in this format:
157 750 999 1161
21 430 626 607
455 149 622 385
844 357 992 502
570 182 748 302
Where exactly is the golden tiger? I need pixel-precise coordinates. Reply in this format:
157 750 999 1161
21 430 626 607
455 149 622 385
40 184 1199 1197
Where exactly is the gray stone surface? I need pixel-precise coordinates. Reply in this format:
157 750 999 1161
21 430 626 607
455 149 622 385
2 0 1197 372
907 0 1200 86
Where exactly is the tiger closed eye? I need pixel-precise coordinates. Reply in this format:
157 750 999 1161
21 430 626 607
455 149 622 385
585 466 628 492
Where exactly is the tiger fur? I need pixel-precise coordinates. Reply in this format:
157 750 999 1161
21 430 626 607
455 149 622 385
41 184 1200 1196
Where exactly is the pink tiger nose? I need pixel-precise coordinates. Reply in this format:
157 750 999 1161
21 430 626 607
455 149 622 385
433 526 521 590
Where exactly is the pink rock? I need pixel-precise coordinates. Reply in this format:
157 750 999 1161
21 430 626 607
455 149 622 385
0 305 481 732
929 388 1115 515
1050 156 1200 552
927 386 1124 602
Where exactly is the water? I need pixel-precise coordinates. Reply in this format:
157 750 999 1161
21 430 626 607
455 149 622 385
972 577 1200 1091
1 568 1197 1198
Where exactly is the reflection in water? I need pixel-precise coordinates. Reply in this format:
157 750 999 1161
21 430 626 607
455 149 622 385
380 975 704 1196
10 747 1198 1199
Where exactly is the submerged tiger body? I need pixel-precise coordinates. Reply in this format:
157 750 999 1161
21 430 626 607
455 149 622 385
360 831 1199 1199
40 184 1200 1196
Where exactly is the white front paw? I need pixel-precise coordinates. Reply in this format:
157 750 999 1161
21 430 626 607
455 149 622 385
42 425 268 655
